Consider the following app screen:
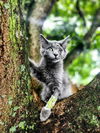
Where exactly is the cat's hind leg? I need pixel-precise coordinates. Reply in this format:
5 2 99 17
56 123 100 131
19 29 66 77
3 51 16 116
58 86 72 100
58 73 73 100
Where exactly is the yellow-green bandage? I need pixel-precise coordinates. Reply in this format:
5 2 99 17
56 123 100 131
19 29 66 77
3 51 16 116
45 95 57 109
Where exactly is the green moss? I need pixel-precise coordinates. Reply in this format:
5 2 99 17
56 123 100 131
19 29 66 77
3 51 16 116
5 0 39 132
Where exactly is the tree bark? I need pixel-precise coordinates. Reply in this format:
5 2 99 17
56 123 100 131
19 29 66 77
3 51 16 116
36 73 100 133
0 0 30 132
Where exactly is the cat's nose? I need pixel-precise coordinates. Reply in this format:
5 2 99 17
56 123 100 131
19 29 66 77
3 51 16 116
54 53 58 57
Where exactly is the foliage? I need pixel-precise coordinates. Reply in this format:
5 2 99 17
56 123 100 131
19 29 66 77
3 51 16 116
68 50 100 85
43 0 100 85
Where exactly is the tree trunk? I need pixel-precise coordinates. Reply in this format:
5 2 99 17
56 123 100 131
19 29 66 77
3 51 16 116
36 73 100 133
0 0 30 132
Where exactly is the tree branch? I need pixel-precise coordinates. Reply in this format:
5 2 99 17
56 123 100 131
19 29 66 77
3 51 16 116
65 8 100 67
84 8 100 43
36 72 100 132
76 0 86 27
64 42 84 67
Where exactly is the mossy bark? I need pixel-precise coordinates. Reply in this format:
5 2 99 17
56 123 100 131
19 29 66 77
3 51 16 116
0 0 30 132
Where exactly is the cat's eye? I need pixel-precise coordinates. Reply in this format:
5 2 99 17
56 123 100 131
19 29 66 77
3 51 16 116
48 47 53 51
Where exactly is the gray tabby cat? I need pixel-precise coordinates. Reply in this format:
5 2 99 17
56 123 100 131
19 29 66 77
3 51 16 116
29 34 72 103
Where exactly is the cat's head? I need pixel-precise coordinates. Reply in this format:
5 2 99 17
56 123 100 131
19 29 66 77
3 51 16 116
40 34 70 63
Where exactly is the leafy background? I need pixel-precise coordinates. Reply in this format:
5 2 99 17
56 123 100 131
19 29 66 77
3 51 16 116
43 0 100 86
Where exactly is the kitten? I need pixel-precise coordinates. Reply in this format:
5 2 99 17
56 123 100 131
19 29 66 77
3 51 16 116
29 34 72 103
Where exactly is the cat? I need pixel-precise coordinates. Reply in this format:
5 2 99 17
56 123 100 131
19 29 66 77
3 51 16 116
29 34 73 103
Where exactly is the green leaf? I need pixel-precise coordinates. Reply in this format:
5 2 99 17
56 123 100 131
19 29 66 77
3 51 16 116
13 106 19 111
9 126 16 132
18 121 26 129
4 3 10 9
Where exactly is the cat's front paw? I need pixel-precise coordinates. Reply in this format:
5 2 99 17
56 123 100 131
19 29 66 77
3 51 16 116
28 58 37 77
40 107 51 122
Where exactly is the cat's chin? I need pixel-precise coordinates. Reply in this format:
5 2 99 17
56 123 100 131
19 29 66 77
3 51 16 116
46 57 60 63
52 59 60 63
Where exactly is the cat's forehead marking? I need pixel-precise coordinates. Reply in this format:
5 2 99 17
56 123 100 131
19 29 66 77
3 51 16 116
50 41 60 47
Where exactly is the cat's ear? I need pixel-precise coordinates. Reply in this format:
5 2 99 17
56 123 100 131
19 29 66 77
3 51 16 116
60 35 70 49
40 34 49 48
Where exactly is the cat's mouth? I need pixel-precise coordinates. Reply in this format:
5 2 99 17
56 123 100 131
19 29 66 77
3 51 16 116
52 58 60 63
